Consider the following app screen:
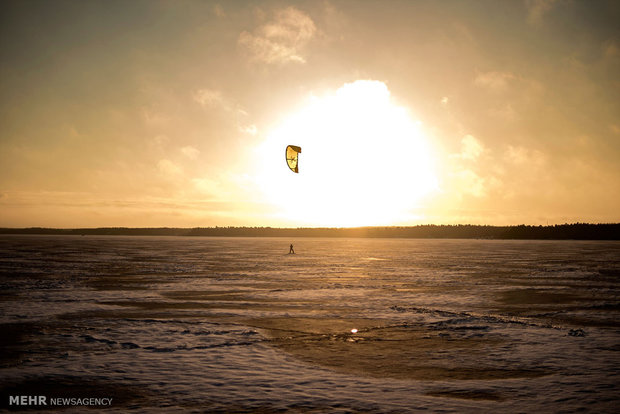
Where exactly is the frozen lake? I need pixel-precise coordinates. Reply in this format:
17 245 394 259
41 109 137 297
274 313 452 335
1 236 619 412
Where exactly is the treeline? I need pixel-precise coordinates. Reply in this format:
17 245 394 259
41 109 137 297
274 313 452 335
1 223 619 240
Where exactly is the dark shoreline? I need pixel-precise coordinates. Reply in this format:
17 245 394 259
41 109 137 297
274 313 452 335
1 223 619 240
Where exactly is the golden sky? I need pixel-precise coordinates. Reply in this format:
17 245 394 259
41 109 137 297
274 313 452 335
1 0 619 227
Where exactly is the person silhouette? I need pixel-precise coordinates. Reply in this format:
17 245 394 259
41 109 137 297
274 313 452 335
289 244 295 254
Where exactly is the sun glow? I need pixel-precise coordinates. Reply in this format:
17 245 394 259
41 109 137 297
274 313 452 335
256 80 438 227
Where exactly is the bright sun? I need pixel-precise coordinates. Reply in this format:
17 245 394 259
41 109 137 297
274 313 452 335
256 80 438 227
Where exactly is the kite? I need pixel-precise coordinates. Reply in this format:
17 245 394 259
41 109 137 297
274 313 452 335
286 145 302 173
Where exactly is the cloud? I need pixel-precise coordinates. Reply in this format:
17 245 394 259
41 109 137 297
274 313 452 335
474 71 515 92
193 89 225 108
444 135 502 199
238 7 316 64
149 135 169 152
454 169 487 197
190 172 251 201
157 159 183 177
603 40 619 60
141 108 170 126
505 145 546 166
459 135 485 161
180 146 200 160
239 124 258 135
193 88 249 117
488 103 518 121
191 177 226 199
525 0 559 25
213 4 225 18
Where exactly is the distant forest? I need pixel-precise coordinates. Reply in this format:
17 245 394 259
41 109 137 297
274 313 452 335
1 223 619 240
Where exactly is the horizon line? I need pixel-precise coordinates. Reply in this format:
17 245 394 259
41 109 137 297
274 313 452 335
1 222 620 230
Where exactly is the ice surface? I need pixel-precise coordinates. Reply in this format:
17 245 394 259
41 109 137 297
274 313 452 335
1 236 619 412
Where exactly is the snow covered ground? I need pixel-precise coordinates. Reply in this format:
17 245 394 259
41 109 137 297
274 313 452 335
1 236 618 412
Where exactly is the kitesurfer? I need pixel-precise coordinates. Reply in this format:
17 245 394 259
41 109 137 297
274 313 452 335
289 244 295 254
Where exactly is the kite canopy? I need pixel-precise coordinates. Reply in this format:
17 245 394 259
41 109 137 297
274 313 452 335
286 145 302 173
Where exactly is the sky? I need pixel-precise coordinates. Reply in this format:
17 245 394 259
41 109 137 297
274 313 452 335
0 0 618 228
